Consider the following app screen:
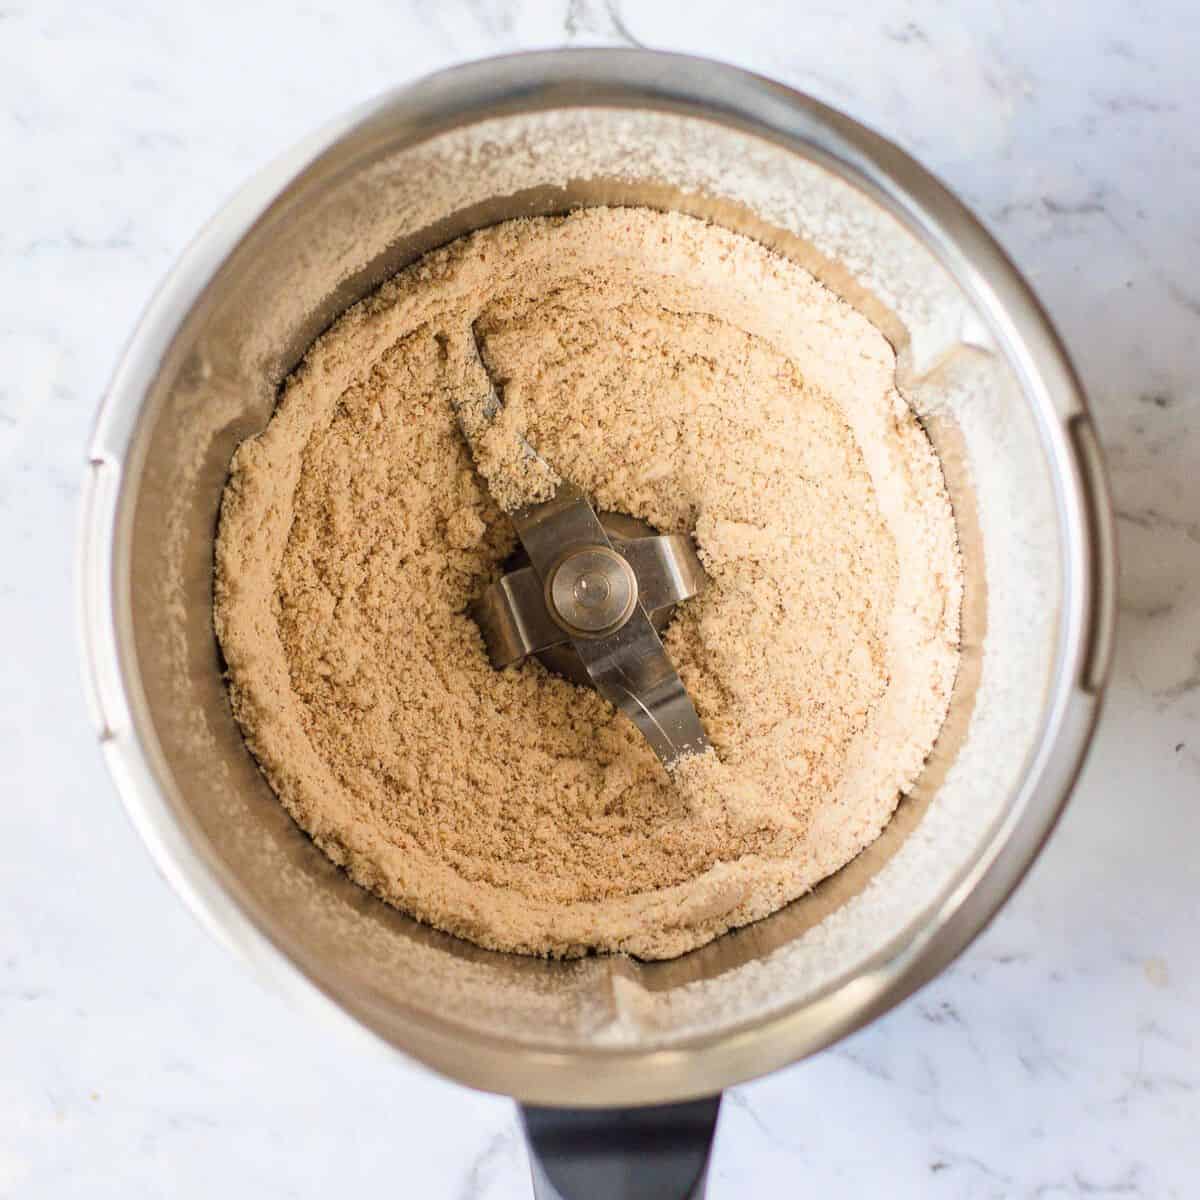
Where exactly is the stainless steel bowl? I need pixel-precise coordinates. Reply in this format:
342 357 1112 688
78 49 1115 1197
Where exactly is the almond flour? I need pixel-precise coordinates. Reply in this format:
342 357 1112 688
214 207 961 960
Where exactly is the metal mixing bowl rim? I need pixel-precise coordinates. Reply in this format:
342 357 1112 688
78 49 1117 1105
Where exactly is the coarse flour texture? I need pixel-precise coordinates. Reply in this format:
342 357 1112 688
214 208 961 960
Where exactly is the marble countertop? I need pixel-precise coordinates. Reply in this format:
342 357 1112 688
3 2 1197 1196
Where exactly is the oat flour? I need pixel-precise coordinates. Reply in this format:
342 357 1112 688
214 208 961 959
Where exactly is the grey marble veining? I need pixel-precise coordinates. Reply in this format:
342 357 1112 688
2 2 1197 1197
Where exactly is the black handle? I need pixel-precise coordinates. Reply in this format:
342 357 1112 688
520 1096 722 1200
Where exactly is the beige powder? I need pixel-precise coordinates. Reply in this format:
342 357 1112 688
214 208 961 960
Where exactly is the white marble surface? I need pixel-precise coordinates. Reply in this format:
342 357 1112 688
3 1 1198 1196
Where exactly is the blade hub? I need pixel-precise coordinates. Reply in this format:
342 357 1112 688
546 545 639 637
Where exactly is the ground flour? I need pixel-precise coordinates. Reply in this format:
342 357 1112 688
214 208 961 959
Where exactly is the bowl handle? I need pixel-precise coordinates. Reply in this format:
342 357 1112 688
520 1096 722 1199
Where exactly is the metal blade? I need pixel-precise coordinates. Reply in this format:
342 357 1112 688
510 483 710 768
457 330 711 770
471 533 707 666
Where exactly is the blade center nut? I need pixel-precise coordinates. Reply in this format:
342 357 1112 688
545 545 639 638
